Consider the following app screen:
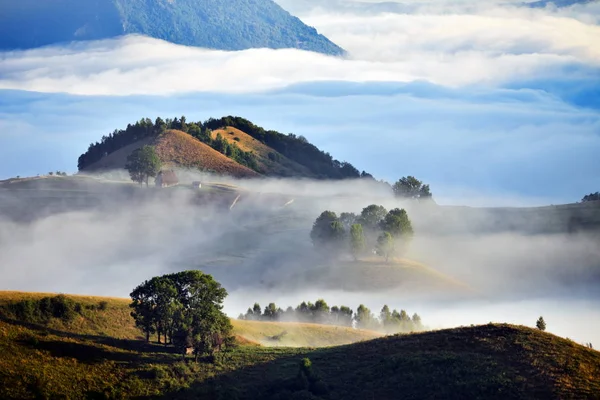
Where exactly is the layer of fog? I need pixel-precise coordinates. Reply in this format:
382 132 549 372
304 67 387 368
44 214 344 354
0 1 598 94
1 173 598 344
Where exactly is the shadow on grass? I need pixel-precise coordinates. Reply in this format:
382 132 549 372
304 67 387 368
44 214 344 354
136 325 571 400
3 315 178 365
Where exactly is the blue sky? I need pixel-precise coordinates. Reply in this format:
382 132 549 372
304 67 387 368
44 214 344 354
0 0 598 206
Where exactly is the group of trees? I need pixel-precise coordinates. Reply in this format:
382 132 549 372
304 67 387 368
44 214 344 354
78 115 368 180
129 270 233 359
392 176 432 200
310 204 414 261
238 299 423 333
581 192 600 202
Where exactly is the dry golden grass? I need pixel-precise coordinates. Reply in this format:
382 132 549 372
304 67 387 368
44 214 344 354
212 127 314 177
231 319 382 348
82 130 259 178
1 291 599 399
0 292 379 347
155 130 259 178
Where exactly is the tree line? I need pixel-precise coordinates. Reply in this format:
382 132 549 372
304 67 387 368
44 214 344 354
77 115 367 180
582 192 600 202
238 299 423 333
129 270 233 360
311 203 414 261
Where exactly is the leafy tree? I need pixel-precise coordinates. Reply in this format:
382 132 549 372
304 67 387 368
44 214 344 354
582 192 600 202
129 270 232 358
125 145 162 186
312 299 330 324
310 211 346 253
338 306 353 327
339 212 357 230
355 304 378 330
350 224 365 260
536 316 546 331
376 232 395 262
380 305 391 327
310 211 338 246
357 205 388 231
263 303 279 320
392 176 432 200
412 313 423 330
380 208 414 239
253 303 262 318
330 220 346 247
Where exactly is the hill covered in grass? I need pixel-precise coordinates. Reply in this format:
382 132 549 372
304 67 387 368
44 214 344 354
0 0 344 55
78 116 369 180
85 129 259 178
1 292 599 399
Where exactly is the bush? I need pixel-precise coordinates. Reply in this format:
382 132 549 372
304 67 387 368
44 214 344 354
98 301 109 311
2 295 83 324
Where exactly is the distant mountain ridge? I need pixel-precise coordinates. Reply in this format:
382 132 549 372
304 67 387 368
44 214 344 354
0 0 343 55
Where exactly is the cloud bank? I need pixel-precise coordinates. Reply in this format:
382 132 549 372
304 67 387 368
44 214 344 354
0 1 598 95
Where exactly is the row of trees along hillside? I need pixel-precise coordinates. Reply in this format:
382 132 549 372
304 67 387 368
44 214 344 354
311 203 414 261
238 299 423 333
78 116 368 179
129 270 233 360
582 192 600 202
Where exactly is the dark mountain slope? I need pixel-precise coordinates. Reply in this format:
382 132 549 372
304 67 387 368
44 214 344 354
0 0 343 55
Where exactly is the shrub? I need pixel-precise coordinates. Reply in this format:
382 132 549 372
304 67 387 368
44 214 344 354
536 316 546 331
98 301 109 311
1 295 83 324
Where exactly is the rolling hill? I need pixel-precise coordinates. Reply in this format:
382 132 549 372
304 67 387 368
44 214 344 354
78 116 368 180
0 0 344 55
1 292 598 399
211 127 317 178
84 129 259 178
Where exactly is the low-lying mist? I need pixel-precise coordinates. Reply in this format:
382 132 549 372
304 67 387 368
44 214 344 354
0 171 598 344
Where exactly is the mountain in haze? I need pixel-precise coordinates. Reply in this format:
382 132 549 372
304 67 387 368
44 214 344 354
78 116 370 180
0 0 344 55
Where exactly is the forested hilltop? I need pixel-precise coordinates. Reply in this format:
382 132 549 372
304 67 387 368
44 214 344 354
78 116 370 180
0 0 343 55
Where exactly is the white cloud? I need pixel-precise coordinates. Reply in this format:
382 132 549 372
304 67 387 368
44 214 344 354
0 2 598 95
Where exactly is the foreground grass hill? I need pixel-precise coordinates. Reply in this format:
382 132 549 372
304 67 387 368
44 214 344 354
0 0 343 55
1 292 599 399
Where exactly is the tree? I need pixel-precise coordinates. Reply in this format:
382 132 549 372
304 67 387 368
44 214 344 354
380 305 391 327
350 224 365 260
339 212 357 230
312 299 330 324
380 208 414 245
392 176 432 200
355 304 378 330
536 316 546 331
310 211 338 247
129 270 232 359
338 305 353 327
357 205 387 231
125 145 162 186
376 232 395 262
582 192 600 202
310 211 346 254
263 303 279 320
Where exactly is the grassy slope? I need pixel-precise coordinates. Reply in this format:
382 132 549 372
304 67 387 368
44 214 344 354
231 319 380 347
84 130 259 178
1 290 598 399
293 257 473 293
212 127 316 178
